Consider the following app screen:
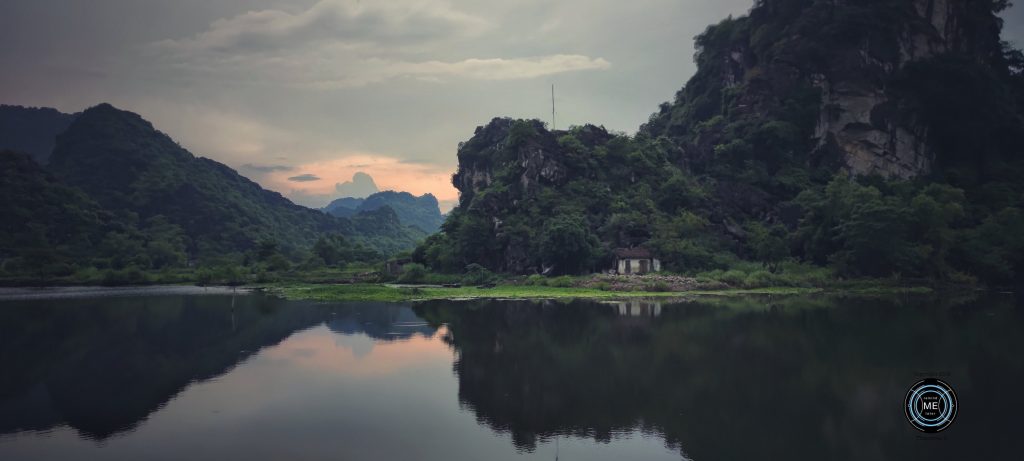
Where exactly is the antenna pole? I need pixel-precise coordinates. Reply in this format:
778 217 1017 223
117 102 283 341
551 84 556 131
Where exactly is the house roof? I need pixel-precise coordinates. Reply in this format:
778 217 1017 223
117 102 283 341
614 247 653 259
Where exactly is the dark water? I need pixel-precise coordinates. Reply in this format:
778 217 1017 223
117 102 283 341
0 290 1021 460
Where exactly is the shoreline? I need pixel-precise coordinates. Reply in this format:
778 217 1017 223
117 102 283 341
260 283 942 303
0 285 249 301
1 281 990 304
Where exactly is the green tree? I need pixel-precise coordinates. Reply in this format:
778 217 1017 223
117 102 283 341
398 263 428 284
313 234 349 267
746 222 788 272
540 214 599 275
143 216 187 268
256 238 280 261
462 263 495 285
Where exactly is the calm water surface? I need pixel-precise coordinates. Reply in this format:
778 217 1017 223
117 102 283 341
0 290 1021 460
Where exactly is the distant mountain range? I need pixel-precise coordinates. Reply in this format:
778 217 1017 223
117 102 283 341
323 190 445 233
0 103 425 274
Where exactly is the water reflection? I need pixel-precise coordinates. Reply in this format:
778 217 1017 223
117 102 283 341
0 294 433 441
0 292 1021 460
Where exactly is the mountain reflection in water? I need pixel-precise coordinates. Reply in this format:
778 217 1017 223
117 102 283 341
0 291 1021 460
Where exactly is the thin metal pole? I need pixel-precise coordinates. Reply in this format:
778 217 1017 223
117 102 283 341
551 84 556 130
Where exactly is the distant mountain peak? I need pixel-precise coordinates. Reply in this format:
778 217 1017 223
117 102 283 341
324 189 444 233
75 103 159 135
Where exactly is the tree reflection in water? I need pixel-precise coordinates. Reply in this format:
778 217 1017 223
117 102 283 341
416 295 1024 460
1 292 1021 461
0 294 434 440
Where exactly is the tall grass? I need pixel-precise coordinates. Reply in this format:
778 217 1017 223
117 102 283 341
695 261 834 289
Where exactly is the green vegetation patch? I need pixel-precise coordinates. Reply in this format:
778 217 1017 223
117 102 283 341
265 283 707 303
260 282 937 303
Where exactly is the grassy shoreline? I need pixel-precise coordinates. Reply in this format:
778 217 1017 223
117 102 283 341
3 263 954 302
262 282 935 303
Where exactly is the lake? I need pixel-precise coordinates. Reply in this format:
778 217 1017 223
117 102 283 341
0 289 1021 460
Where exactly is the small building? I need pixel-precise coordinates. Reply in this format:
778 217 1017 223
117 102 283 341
612 248 661 275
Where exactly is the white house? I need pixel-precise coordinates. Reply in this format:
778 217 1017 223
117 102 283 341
612 248 661 275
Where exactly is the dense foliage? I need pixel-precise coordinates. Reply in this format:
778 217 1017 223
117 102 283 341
416 0 1024 286
0 150 129 278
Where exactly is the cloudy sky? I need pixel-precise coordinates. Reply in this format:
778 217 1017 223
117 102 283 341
3 0 1023 211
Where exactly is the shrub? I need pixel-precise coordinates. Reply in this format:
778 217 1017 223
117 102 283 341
743 270 782 288
196 267 214 285
462 263 496 285
71 267 103 284
775 261 834 287
945 271 978 286
101 266 148 286
526 274 547 286
266 254 292 272
646 281 672 292
718 270 748 286
423 272 462 285
547 276 575 288
215 266 246 286
398 263 428 284
399 287 424 297
253 269 277 283
151 268 189 284
195 265 246 286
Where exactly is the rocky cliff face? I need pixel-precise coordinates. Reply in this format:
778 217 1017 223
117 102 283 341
811 0 1004 177
644 0 1008 179
453 118 570 207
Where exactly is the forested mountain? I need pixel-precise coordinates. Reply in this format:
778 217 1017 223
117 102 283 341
0 150 134 277
0 105 78 164
1 104 425 279
324 190 445 233
47 103 364 258
415 0 1024 284
323 197 367 217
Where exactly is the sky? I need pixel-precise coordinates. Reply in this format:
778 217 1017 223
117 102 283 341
2 0 1024 212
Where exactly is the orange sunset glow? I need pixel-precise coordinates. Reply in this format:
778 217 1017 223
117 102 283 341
268 155 459 204
265 326 454 377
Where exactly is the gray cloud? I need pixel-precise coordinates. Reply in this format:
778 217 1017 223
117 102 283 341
148 0 610 88
334 171 379 198
4 0 1022 209
156 0 490 54
241 163 293 173
287 173 322 182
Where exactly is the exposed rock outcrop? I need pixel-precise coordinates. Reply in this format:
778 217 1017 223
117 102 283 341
643 0 1008 180
810 0 1003 177
453 118 569 208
